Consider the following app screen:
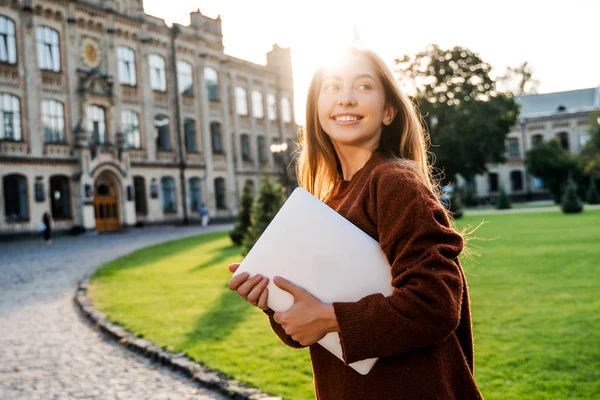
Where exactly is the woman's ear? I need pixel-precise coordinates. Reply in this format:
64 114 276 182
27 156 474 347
383 104 397 126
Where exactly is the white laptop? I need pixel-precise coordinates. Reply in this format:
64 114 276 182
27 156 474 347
233 187 394 375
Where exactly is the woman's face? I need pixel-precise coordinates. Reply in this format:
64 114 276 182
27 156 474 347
317 53 395 150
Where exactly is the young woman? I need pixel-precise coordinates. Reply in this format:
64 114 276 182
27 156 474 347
228 46 483 400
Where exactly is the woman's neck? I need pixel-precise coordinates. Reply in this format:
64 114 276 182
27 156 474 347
334 145 375 181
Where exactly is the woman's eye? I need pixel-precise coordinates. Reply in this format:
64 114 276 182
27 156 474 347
357 83 371 90
323 83 339 91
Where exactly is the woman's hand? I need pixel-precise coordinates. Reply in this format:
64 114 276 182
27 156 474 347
227 263 269 310
272 276 340 346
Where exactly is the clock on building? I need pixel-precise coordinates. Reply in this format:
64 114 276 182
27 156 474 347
80 38 101 68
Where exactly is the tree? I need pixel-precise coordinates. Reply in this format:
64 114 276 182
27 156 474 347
498 61 540 95
525 140 582 203
242 177 286 256
581 112 600 178
561 179 583 214
586 179 600 205
497 186 512 210
395 44 519 185
229 181 254 246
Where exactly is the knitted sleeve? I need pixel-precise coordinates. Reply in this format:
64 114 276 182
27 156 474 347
333 164 465 364
263 308 308 349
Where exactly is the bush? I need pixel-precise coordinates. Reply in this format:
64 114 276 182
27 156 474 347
561 180 583 214
242 177 286 256
448 190 464 219
586 179 600 204
229 182 255 245
496 186 512 210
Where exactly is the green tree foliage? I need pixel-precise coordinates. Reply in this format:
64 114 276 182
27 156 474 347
497 186 512 210
395 44 519 185
242 177 286 256
525 140 583 203
581 112 600 178
229 181 255 246
561 179 583 214
586 179 600 205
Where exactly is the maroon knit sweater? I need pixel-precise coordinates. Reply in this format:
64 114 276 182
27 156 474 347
265 152 483 400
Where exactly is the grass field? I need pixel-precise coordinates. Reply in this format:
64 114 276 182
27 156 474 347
89 210 600 399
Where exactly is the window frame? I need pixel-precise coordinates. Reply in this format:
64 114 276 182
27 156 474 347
87 105 106 145
0 93 22 141
177 60 194 96
188 177 202 213
184 118 197 153
267 93 277 121
121 110 141 149
280 96 292 123
235 86 248 116
210 121 223 154
117 46 137 86
49 175 71 219
0 15 17 65
3 174 29 222
133 176 147 215
36 26 60 72
42 99 65 144
214 177 226 210
148 53 167 91
160 176 177 214
154 114 170 151
205 67 219 101
252 90 264 119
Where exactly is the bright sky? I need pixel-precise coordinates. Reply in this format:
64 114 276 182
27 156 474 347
144 0 600 125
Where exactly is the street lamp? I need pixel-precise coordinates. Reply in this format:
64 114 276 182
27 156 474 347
270 141 288 194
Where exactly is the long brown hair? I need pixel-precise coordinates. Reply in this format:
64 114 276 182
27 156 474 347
297 46 441 204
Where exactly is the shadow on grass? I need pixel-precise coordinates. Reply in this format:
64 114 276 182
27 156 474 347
191 244 242 272
182 284 253 347
93 231 229 279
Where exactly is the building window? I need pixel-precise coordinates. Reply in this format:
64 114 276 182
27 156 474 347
148 54 166 91
121 110 141 149
211 121 222 154
510 170 523 192
281 96 291 123
49 175 71 219
118 46 136 86
214 177 226 210
508 137 520 157
0 16 17 65
556 131 569 151
3 174 28 221
177 61 193 96
257 135 267 164
205 67 219 101
188 177 201 212
241 134 251 162
160 177 176 213
133 176 147 215
267 93 277 121
42 99 65 143
532 134 543 147
36 26 60 72
155 114 170 151
252 90 264 119
87 105 106 145
184 118 197 153
0 93 21 141
488 173 499 193
235 86 248 116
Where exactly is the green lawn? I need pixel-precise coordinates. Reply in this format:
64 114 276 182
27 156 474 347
89 210 600 400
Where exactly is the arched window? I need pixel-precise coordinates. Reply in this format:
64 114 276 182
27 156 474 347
121 110 140 149
160 177 176 213
204 67 219 101
87 105 106 145
50 175 71 218
188 177 201 212
252 90 264 119
148 54 166 91
0 16 17 64
240 134 251 161
117 46 136 85
210 121 222 154
184 118 197 153
280 96 291 123
556 131 569 151
507 138 520 157
177 61 193 96
0 93 22 141
36 26 60 71
510 170 523 192
155 114 170 151
42 99 65 143
3 174 28 221
214 177 226 210
488 172 498 193
133 176 147 215
267 93 277 121
235 86 248 116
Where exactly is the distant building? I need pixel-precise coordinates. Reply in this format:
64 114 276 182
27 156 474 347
461 87 600 203
0 1 298 236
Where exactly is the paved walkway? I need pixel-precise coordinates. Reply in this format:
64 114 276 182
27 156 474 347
0 225 233 400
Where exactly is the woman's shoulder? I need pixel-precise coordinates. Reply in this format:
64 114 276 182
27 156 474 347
368 156 428 189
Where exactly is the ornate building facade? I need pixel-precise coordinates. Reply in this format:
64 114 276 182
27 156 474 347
460 87 600 203
0 0 298 236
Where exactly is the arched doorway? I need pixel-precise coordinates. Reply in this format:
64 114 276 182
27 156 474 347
94 171 120 232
